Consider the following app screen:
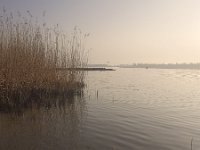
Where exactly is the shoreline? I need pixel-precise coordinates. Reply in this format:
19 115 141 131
57 68 115 71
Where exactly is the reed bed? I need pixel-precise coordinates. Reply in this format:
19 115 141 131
0 10 88 111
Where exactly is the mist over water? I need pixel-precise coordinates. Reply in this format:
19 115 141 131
1 68 200 150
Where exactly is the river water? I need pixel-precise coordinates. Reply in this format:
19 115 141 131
1 68 200 150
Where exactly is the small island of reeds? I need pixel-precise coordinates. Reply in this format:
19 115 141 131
0 10 88 112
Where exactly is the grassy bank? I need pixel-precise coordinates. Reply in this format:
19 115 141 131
0 10 88 111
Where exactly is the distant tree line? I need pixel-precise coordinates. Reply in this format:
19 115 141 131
118 63 200 69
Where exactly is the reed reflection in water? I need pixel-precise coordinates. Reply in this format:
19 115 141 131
0 93 87 150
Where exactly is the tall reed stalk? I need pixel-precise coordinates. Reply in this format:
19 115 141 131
0 10 88 111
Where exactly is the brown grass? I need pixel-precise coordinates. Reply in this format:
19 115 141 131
0 10 88 111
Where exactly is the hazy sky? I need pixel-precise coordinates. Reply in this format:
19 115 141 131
1 0 200 64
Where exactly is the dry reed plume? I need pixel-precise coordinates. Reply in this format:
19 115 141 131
0 10 88 111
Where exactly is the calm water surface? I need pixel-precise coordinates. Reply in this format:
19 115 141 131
1 68 200 150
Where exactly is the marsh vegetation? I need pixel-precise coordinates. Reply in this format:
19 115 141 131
0 10 88 111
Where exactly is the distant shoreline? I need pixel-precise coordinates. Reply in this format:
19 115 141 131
88 63 200 70
57 68 115 71
118 64 200 70
119 67 200 70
